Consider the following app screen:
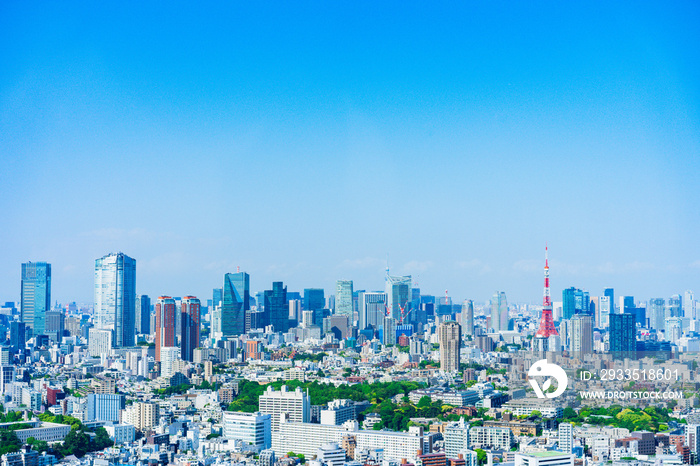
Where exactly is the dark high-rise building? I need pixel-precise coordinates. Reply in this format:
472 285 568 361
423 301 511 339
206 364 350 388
213 288 223 308
136 295 151 335
45 311 64 343
181 296 200 362
222 272 249 337
94 253 136 348
21 262 51 338
304 289 325 312
10 321 26 352
610 313 637 360
620 296 635 314
265 282 288 332
562 287 576 320
155 296 176 362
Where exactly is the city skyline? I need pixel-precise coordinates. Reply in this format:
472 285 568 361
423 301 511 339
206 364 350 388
1 3 699 304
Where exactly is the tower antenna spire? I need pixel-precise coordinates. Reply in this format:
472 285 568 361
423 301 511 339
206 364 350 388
535 245 558 338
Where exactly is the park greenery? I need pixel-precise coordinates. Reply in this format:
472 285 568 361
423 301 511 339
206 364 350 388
226 379 424 413
563 405 673 432
152 380 218 396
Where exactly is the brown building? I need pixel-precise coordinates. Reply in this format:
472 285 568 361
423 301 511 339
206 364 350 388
677 444 690 464
418 453 446 466
342 434 356 459
484 420 540 436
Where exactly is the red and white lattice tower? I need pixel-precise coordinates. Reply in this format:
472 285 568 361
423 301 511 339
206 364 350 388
536 246 558 337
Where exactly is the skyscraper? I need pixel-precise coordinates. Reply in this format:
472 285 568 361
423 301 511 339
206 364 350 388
619 296 634 314
213 288 223 308
265 281 288 332
609 313 636 360
439 321 461 373
181 296 200 362
155 296 176 361
335 280 354 319
222 272 250 337
10 322 26 352
385 272 411 321
303 288 325 326
135 294 151 335
94 253 136 348
21 262 51 338
604 288 615 313
490 291 508 333
668 295 682 318
649 298 665 331
684 290 696 320
569 314 592 360
598 296 611 329
462 300 474 336
359 292 386 330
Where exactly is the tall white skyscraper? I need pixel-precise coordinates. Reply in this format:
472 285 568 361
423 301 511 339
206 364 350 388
94 252 136 348
598 296 611 330
684 290 696 320
335 280 354 319
462 300 474 336
490 291 508 333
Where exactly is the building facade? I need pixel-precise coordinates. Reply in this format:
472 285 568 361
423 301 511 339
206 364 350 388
180 296 200 362
21 262 51 339
94 253 136 348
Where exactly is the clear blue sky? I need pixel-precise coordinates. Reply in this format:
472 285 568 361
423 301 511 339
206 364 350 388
2 2 699 305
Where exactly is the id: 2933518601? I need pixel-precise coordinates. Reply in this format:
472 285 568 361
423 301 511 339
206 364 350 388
579 368 679 381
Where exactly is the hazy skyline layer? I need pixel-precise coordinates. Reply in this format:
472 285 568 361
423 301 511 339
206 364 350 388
2 3 699 304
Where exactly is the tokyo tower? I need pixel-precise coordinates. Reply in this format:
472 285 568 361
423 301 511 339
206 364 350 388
535 246 558 338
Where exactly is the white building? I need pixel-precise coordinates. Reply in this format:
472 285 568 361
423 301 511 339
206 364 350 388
515 452 574 466
502 398 563 418
160 346 181 379
558 423 573 454
259 385 310 432
273 420 428 464
444 419 470 458
104 423 136 444
121 402 158 432
223 411 271 451
88 328 113 357
320 399 355 426
317 443 346 466
468 426 513 450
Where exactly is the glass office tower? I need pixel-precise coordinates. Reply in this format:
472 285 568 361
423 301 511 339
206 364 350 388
222 272 250 337
21 262 51 339
94 253 136 348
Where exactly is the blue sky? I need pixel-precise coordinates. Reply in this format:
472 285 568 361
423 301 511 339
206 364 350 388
1 2 699 305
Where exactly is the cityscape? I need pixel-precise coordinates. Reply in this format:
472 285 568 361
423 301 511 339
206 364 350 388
1 3 700 466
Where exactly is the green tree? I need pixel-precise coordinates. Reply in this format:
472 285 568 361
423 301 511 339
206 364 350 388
417 396 432 408
0 431 22 455
27 437 49 453
92 427 114 450
474 449 487 466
